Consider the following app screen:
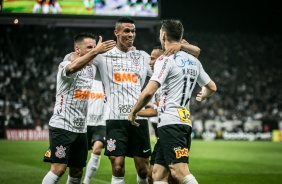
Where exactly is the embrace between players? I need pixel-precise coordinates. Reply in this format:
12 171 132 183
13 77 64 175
42 16 217 184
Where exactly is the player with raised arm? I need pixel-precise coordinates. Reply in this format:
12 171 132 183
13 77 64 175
70 16 185 184
41 33 115 184
128 19 217 184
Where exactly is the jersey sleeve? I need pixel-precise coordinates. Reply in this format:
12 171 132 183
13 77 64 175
196 62 211 87
59 53 76 79
150 56 171 86
92 54 103 66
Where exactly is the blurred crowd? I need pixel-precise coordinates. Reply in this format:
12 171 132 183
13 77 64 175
0 25 281 137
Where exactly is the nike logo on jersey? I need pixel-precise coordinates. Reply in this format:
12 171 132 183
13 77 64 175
143 149 151 153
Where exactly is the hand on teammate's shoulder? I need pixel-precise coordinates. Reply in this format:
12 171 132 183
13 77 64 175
94 36 116 54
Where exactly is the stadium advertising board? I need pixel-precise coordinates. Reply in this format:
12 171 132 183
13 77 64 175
5 129 49 140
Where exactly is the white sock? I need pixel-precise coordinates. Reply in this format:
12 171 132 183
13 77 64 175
137 174 149 184
42 171 60 184
67 175 82 184
153 182 168 184
83 153 101 184
181 174 198 184
111 175 125 184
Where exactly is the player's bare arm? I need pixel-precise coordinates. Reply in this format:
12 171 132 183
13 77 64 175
163 39 200 58
180 39 201 58
196 80 217 102
66 36 116 74
137 102 158 117
128 80 160 126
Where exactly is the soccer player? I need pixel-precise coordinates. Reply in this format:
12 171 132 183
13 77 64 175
140 42 201 184
83 80 107 184
75 16 184 184
41 33 115 184
128 19 217 184
94 16 152 184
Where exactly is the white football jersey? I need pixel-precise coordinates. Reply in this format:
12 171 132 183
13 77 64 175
87 80 106 126
150 51 211 128
93 47 152 120
49 53 97 133
148 89 160 124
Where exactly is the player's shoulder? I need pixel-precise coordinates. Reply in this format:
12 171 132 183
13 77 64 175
132 49 150 57
62 52 75 61
175 51 199 61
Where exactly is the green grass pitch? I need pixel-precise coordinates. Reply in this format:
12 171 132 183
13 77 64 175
2 0 94 14
0 138 281 184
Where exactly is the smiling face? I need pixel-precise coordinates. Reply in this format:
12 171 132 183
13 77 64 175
114 22 136 52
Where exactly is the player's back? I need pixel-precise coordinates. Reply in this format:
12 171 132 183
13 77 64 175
156 51 210 127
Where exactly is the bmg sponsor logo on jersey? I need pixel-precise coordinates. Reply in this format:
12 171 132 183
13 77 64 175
174 147 189 159
89 92 104 100
74 89 90 100
114 72 138 84
118 104 133 115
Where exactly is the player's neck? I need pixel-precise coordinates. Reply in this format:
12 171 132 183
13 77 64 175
116 43 130 53
164 41 180 50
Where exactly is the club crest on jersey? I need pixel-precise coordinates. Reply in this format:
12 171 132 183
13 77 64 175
55 145 66 159
107 139 116 152
130 52 140 66
78 67 94 79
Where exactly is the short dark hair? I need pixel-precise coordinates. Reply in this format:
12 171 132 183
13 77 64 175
115 16 135 29
153 46 163 51
160 19 184 42
74 33 97 44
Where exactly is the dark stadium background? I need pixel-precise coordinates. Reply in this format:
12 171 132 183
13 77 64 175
0 0 281 140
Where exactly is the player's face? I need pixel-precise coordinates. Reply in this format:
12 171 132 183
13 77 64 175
149 49 163 70
76 38 96 57
115 23 136 49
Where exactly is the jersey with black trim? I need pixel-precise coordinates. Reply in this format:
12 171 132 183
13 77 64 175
49 52 97 133
87 80 106 126
93 47 152 120
150 51 211 127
